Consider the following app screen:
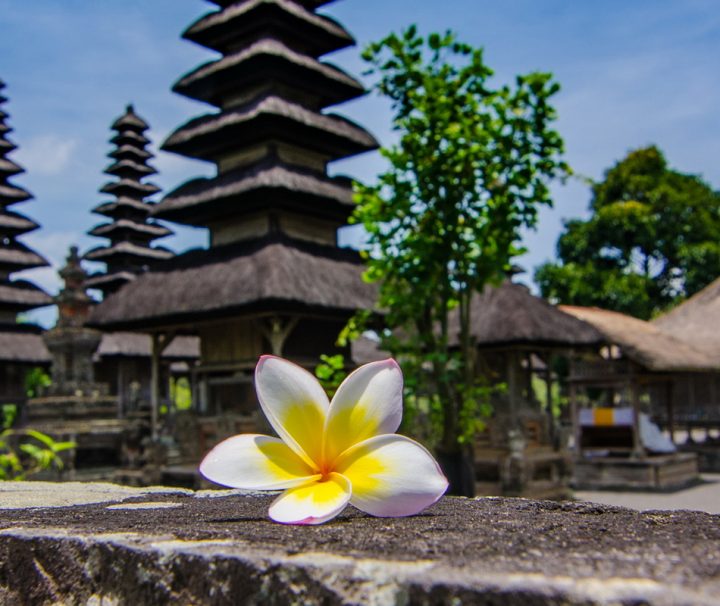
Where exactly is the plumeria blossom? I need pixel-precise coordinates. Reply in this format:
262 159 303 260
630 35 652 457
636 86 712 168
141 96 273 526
200 355 448 525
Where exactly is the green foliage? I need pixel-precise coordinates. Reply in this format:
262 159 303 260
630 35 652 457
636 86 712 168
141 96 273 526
536 146 720 319
1 404 17 429
25 367 51 398
0 425 76 481
353 27 568 452
170 377 193 411
315 354 348 399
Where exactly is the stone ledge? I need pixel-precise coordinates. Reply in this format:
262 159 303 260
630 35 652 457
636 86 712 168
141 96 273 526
0 482 719 605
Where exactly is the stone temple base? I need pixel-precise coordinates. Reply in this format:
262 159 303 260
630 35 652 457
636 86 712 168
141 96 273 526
1 482 719 605
573 452 699 491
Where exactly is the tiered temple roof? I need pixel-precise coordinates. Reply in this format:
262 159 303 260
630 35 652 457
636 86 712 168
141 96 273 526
91 0 378 330
84 105 173 297
0 78 52 360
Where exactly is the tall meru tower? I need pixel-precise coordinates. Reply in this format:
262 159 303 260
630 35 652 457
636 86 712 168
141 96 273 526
84 105 173 298
90 0 379 414
0 79 53 403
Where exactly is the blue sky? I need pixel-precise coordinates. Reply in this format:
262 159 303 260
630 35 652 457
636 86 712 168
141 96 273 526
2 0 719 326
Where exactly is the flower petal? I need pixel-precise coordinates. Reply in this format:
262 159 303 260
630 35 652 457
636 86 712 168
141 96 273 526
255 355 329 468
335 434 448 518
269 473 351 525
324 359 403 463
199 434 320 490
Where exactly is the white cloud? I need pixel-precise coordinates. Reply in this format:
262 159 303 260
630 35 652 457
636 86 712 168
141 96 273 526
15 136 78 176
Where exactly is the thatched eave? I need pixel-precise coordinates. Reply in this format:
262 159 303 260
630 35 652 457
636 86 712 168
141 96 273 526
652 276 720 360
89 236 377 331
561 305 718 372
174 38 364 108
0 210 39 235
153 162 353 226
0 327 50 363
88 219 172 239
185 0 353 57
162 94 378 162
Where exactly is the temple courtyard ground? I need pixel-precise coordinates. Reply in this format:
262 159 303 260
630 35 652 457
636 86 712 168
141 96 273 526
575 473 720 515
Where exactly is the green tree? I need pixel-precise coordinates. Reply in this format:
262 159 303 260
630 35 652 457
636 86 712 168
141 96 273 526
536 146 720 319
352 27 569 494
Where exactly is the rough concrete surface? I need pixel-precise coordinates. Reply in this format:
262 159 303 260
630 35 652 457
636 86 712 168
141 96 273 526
0 483 719 605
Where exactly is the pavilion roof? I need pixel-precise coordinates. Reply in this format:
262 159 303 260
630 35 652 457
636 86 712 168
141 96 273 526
111 105 149 133
0 325 50 364
448 282 603 349
652 276 720 360
561 305 718 372
96 333 200 360
89 236 378 331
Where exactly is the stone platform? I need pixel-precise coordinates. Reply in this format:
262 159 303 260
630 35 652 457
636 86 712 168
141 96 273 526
0 483 719 605
574 452 700 491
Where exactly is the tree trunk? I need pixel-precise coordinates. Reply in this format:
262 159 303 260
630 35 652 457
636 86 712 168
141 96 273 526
437 446 475 497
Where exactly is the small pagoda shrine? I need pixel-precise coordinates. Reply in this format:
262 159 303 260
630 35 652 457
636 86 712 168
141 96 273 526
84 105 173 297
25 247 126 479
0 78 53 406
90 0 379 460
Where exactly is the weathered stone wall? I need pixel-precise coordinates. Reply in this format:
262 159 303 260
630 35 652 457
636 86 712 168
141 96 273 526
0 482 718 605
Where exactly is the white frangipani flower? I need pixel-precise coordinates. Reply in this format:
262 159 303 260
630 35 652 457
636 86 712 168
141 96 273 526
200 356 448 525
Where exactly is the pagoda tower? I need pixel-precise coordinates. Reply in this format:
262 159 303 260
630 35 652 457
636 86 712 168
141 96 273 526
90 0 378 418
0 78 52 404
84 105 173 298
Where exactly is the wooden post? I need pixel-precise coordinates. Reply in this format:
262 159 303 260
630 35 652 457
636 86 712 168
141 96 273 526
150 332 175 441
261 317 299 357
666 380 675 445
570 383 580 459
545 354 554 444
630 378 644 459
151 334 161 441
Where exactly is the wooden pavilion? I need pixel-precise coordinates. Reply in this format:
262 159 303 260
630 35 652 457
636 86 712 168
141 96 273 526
652 277 720 469
448 281 603 498
89 0 378 460
560 306 713 488
0 78 53 407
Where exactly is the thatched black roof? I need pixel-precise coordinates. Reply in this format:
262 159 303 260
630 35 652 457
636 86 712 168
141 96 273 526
208 0 337 8
89 236 378 331
162 94 377 162
448 282 603 348
84 241 173 263
0 210 38 235
653 276 720 360
89 219 171 239
0 242 50 271
562 305 717 372
174 38 364 108
0 183 32 205
111 105 149 133
154 162 353 225
0 157 23 177
84 270 137 293
185 0 353 57
0 280 52 312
